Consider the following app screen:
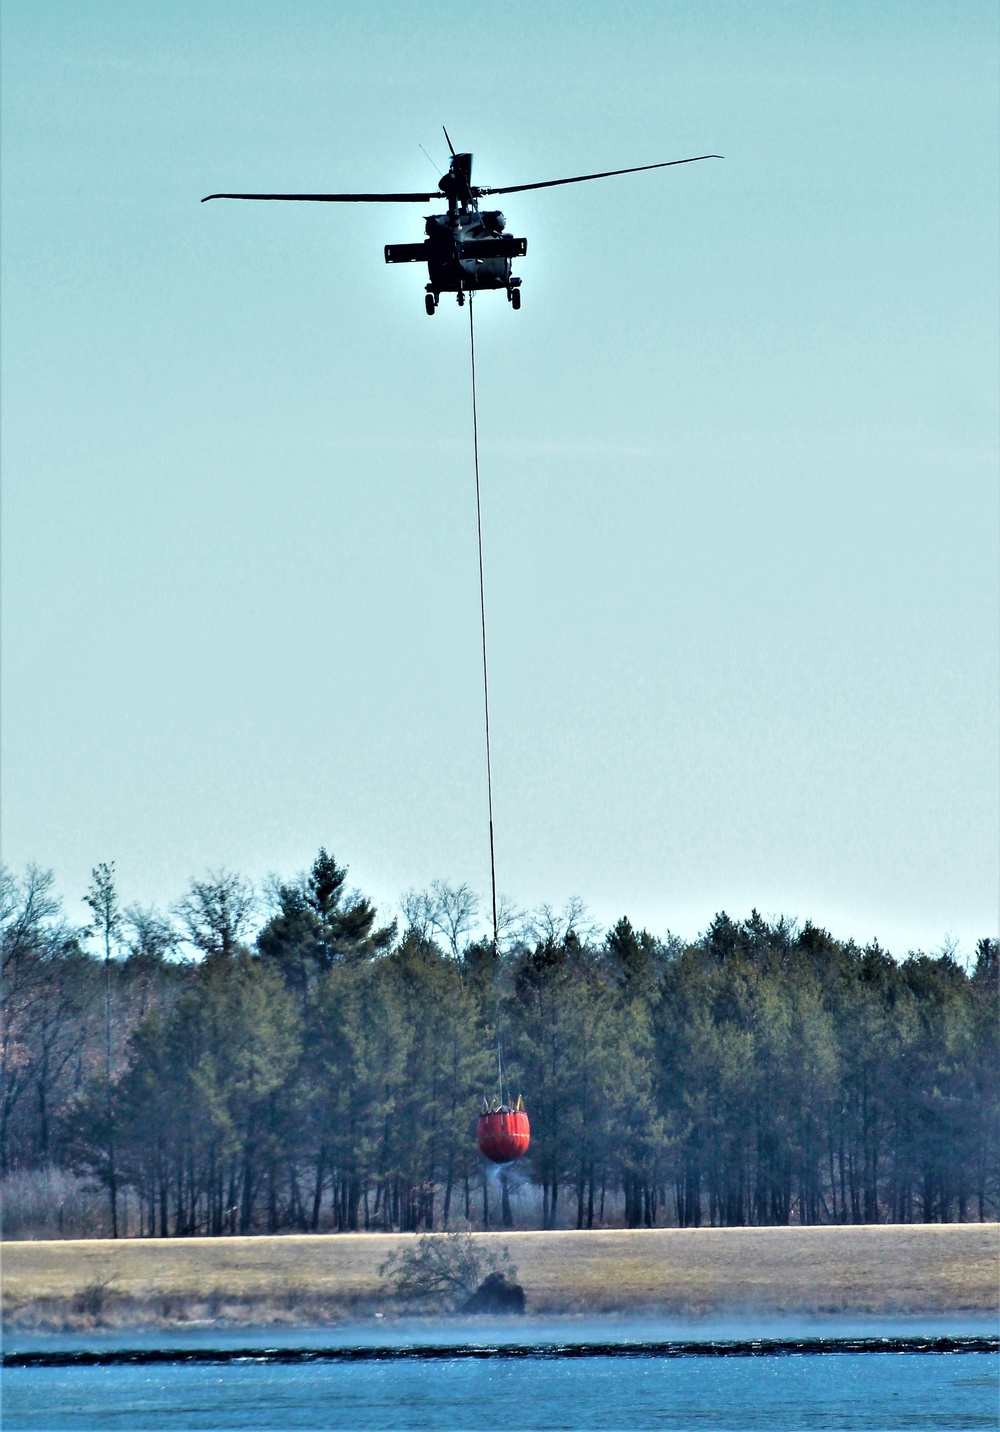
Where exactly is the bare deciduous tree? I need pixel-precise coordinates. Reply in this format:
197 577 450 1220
176 871 256 961
521 896 599 948
400 881 480 956
1 866 69 1173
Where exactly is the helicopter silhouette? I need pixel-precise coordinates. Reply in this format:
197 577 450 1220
203 129 721 315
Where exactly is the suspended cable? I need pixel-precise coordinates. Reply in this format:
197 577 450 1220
468 294 498 954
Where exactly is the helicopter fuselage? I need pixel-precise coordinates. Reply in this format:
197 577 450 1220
385 208 526 308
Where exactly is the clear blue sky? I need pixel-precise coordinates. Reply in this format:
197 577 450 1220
2 1 997 955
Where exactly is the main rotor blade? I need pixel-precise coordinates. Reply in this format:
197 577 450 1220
201 191 439 204
478 154 722 197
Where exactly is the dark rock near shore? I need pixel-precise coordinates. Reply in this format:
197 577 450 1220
461 1272 526 1315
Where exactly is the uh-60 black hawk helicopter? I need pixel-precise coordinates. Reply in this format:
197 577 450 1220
202 130 721 315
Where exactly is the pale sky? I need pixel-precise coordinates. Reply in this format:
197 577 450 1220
2 1 998 957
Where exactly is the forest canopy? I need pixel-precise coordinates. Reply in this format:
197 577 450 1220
2 854 996 1237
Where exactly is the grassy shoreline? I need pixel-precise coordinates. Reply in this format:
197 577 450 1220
3 1224 997 1332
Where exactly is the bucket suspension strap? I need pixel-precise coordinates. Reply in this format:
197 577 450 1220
497 1026 512 1110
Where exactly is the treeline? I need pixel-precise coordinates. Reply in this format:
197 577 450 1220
2 855 997 1236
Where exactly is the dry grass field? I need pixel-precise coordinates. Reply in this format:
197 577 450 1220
3 1223 998 1330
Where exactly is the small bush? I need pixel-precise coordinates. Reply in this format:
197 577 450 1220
379 1230 517 1308
71 1278 117 1322
461 1271 526 1315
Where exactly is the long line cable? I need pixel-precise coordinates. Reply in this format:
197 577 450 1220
468 294 499 953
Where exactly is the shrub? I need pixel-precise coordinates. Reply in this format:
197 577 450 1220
379 1230 517 1308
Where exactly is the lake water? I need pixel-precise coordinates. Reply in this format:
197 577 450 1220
4 1318 997 1430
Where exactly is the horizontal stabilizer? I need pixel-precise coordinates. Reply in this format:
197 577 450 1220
461 236 527 259
384 242 430 264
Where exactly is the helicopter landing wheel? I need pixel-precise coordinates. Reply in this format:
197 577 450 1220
424 293 437 316
510 287 521 310
457 290 466 306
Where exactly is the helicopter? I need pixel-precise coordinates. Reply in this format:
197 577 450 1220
202 130 721 315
